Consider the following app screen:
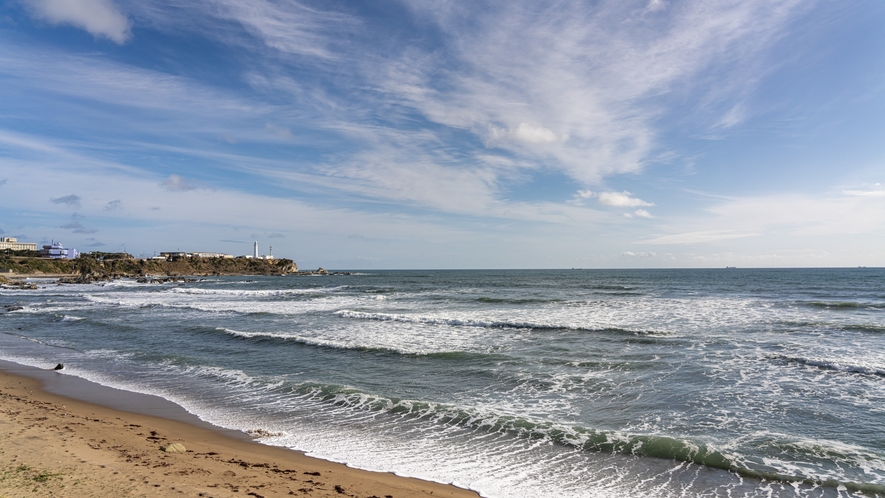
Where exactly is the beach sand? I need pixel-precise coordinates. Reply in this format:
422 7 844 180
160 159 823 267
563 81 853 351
0 362 479 498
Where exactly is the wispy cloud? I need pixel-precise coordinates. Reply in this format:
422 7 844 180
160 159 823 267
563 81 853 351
623 251 656 257
51 194 82 207
644 230 761 245
391 0 806 185
160 174 201 192
6 0 863 268
643 187 885 246
96 0 809 216
842 184 884 197
199 0 354 59
60 214 98 234
0 47 266 123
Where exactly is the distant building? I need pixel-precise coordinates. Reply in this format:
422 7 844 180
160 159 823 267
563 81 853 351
191 252 233 259
0 237 38 252
159 251 189 261
39 241 79 259
253 241 258 258
259 245 275 260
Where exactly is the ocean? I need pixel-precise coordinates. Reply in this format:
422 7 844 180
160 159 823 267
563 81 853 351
1 268 884 497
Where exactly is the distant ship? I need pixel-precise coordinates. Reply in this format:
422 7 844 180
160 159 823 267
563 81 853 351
726 266 736 269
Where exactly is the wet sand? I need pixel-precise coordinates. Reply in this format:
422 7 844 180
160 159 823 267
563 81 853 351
0 361 479 498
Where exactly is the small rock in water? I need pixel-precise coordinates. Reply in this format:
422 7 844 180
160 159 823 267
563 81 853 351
53 363 64 370
160 442 187 453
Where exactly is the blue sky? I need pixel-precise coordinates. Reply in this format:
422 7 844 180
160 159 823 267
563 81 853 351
1 0 883 269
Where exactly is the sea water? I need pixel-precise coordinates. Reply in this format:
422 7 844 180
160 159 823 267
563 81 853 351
1 268 884 497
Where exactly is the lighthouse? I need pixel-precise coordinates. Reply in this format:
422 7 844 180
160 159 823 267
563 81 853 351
253 241 258 258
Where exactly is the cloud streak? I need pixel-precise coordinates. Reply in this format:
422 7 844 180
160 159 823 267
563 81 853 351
96 0 810 214
51 194 82 207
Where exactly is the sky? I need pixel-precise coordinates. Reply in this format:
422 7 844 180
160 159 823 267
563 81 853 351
1 0 884 269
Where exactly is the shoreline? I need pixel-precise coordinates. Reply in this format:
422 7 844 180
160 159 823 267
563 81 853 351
0 359 479 497
1 270 348 283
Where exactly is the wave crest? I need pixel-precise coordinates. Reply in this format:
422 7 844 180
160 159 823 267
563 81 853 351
769 354 885 378
335 310 667 336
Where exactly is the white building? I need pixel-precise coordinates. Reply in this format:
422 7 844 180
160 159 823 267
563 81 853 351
0 237 37 252
39 241 79 259
191 252 233 259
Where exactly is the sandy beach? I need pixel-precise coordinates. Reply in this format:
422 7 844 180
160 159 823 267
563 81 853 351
0 362 479 498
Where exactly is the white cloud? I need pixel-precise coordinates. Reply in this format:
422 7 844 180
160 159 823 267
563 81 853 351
623 251 656 257
488 123 558 145
643 187 885 246
26 0 132 44
597 191 653 207
644 0 667 13
513 123 557 143
396 0 806 184
634 209 653 218
160 174 200 192
644 230 761 245
842 187 885 197
705 192 885 237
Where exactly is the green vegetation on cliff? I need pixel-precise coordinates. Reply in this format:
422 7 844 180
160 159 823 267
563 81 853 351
0 255 297 277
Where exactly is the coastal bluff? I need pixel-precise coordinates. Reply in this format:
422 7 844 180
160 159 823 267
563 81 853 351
0 255 299 282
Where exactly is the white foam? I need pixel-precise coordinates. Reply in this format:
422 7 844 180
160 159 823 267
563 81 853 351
215 324 497 356
166 285 348 297
82 292 369 315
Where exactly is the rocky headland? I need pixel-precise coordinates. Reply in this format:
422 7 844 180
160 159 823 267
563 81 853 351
0 256 344 286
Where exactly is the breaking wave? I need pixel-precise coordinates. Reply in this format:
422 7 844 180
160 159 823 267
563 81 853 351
769 354 885 378
334 310 667 336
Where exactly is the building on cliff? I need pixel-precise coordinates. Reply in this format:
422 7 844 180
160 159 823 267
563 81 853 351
39 241 79 259
0 237 38 252
191 252 234 259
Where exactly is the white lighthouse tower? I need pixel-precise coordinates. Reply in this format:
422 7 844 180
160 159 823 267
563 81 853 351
253 241 258 258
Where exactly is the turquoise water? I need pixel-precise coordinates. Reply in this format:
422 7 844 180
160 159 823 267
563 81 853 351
2 269 884 497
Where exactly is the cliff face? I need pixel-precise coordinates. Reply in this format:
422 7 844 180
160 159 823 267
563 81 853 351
0 257 298 277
